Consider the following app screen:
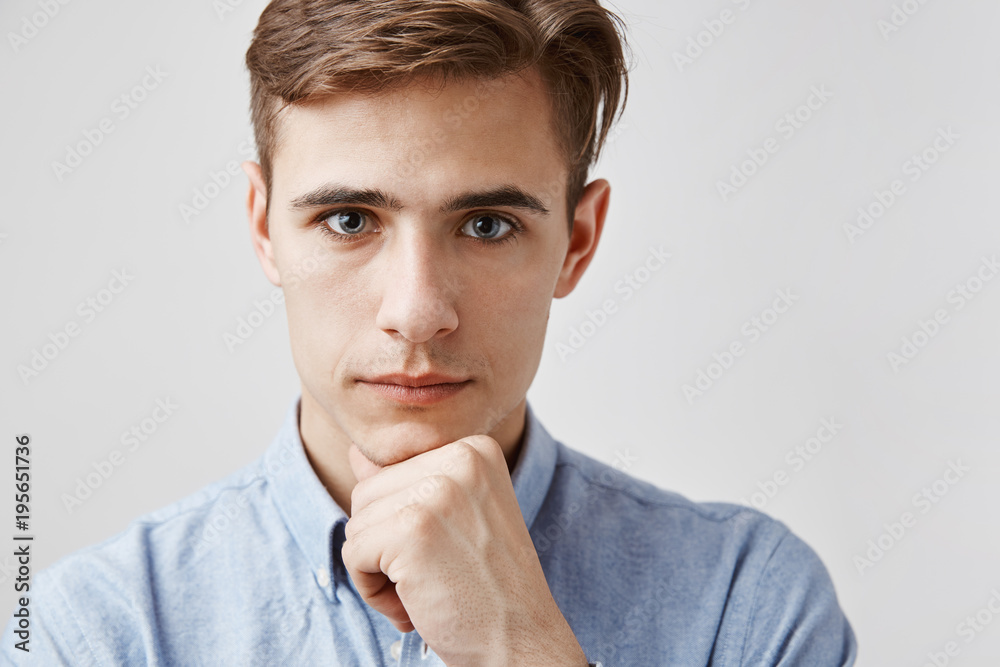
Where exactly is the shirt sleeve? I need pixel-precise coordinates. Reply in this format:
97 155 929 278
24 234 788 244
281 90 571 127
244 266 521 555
739 528 858 666
0 569 100 666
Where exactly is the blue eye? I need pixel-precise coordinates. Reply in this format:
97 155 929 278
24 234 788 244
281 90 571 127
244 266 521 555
323 210 368 236
312 209 524 248
462 214 516 244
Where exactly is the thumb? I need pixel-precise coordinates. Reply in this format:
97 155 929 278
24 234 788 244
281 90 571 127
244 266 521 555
347 565 413 631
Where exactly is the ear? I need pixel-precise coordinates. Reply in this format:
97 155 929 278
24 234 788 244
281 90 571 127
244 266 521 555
553 178 610 299
242 161 281 287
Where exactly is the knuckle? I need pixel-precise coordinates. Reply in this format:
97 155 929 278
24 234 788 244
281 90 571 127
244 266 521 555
433 473 462 502
350 481 369 511
417 473 458 507
480 436 505 465
452 439 484 474
453 438 479 460
400 502 435 533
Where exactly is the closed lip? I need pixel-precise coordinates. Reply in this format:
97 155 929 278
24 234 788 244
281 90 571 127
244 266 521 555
359 373 469 387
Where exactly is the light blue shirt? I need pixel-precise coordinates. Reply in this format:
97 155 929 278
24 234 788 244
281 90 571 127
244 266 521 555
2 396 857 665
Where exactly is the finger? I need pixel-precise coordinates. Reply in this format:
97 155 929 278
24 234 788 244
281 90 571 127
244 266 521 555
345 496 448 580
346 482 441 544
351 441 464 512
341 529 414 629
351 435 502 513
351 570 412 630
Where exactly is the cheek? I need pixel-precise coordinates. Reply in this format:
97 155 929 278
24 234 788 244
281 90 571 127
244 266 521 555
288 278 364 335
279 254 367 359
475 272 552 372
283 279 369 390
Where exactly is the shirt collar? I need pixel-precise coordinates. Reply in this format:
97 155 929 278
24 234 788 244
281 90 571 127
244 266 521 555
264 394 559 596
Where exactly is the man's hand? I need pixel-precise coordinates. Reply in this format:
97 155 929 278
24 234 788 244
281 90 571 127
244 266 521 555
341 435 588 667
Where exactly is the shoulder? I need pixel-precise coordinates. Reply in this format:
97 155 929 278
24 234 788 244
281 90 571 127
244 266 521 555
36 456 271 610
545 442 856 665
546 440 847 580
1 458 276 663
736 526 858 664
548 441 784 545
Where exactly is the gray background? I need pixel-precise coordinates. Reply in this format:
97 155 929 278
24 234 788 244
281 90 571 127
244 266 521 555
2 0 999 664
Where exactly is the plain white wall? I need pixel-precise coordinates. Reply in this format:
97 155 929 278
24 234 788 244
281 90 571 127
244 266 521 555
2 0 999 664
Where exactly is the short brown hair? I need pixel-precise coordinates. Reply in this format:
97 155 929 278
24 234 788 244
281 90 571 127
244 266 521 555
245 0 631 231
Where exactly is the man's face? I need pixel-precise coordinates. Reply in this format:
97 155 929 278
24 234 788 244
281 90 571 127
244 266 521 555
249 68 603 472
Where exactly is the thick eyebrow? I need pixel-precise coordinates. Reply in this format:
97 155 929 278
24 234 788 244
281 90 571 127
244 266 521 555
288 183 550 217
441 185 550 217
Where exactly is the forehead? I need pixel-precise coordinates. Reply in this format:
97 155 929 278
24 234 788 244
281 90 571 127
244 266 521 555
269 69 566 205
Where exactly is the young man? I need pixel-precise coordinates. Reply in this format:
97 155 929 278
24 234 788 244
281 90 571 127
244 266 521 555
3 1 857 664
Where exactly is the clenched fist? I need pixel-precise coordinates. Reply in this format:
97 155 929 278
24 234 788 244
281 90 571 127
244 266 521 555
342 434 588 667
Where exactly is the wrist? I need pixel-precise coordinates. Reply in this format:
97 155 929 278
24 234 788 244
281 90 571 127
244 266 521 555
512 606 588 667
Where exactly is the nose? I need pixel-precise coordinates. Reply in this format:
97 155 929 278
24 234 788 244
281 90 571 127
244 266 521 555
374 228 460 344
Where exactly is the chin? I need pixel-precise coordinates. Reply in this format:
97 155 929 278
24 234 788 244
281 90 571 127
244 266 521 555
358 422 457 466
